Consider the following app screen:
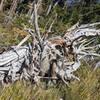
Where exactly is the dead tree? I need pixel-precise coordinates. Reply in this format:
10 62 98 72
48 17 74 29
0 22 99 85
0 0 100 85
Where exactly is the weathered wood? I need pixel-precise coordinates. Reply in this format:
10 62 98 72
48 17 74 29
33 0 42 43
17 35 31 48
0 0 5 12
0 22 100 85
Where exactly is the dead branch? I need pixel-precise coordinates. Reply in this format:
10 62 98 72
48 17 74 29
17 35 31 48
47 13 57 33
46 0 59 16
79 22 100 29
33 0 42 43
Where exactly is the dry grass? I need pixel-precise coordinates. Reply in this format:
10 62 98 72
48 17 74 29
0 64 99 100
0 24 29 46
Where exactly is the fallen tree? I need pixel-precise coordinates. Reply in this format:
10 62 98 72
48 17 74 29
0 0 100 85
0 22 99 85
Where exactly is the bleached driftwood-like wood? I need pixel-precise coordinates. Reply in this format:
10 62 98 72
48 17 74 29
34 0 42 43
0 22 99 85
0 0 5 11
0 46 29 65
79 22 100 28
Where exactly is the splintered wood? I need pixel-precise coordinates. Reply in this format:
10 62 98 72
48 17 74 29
0 22 99 85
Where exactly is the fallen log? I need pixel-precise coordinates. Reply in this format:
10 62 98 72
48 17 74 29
0 22 99 85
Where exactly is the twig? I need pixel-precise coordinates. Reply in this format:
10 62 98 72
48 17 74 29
47 13 57 33
39 76 58 80
46 0 60 16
